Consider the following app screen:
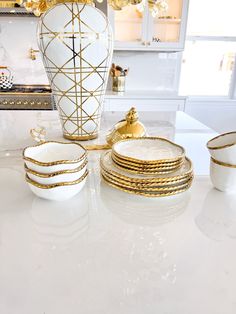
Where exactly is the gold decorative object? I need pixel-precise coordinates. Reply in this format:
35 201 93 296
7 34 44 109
21 0 168 18
106 107 147 147
29 48 40 61
110 63 129 92
0 0 22 8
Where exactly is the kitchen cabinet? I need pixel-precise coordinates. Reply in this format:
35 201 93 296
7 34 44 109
108 0 189 52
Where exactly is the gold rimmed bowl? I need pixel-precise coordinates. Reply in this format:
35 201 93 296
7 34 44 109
26 170 89 201
112 137 185 166
25 159 88 185
23 141 87 174
207 131 236 164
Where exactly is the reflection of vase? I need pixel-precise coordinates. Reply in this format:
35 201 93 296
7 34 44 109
38 2 113 140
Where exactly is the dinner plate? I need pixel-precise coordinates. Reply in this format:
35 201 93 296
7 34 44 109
101 170 193 192
101 167 193 187
112 137 185 164
101 174 193 197
100 151 193 183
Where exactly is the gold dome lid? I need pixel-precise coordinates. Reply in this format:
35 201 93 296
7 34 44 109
106 107 147 147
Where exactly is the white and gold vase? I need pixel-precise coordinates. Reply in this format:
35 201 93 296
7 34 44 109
38 2 113 140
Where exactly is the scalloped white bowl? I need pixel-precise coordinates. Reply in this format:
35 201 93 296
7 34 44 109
23 141 87 174
26 172 88 201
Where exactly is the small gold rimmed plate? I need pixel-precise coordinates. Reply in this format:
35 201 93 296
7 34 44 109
112 150 183 167
111 154 182 174
100 151 193 183
112 137 185 165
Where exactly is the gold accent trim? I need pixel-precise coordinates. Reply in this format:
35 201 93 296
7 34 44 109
101 175 192 198
101 167 193 187
23 141 87 166
100 151 194 183
112 137 185 164
101 169 193 191
111 155 181 175
24 159 87 177
85 144 110 151
112 153 183 170
211 157 236 168
26 169 88 189
112 150 182 167
63 133 98 141
207 131 236 150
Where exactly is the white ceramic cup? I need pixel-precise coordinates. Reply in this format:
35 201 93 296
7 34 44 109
23 141 87 174
207 132 236 164
25 159 87 185
26 170 88 201
210 158 236 193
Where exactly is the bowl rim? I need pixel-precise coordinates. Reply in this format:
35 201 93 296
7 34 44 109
112 137 185 164
207 131 236 150
23 141 87 166
24 159 87 178
211 157 236 168
26 169 88 189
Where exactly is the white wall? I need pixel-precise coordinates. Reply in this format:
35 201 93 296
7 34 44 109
0 15 181 92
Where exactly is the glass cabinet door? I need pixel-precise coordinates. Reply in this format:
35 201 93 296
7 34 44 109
148 0 188 50
108 5 148 49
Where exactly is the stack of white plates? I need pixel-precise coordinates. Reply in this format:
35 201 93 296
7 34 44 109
23 141 88 201
101 137 193 197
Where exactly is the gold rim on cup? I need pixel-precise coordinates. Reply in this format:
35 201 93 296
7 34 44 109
24 159 88 178
211 157 236 168
23 141 87 166
112 137 185 164
25 169 89 189
207 131 236 150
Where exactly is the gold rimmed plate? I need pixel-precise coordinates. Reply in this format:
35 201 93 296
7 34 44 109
112 150 183 167
101 171 193 193
101 168 193 188
100 151 193 183
101 174 193 197
111 154 182 174
112 137 185 165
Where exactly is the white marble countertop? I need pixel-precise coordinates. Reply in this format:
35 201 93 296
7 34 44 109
0 110 235 314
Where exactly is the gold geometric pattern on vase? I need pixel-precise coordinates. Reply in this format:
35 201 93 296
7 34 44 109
38 2 113 140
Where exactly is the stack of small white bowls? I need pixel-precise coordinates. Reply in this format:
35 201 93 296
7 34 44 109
207 132 236 193
23 141 88 201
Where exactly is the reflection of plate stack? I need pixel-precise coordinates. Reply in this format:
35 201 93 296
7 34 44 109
100 181 191 226
100 137 194 197
30 188 89 247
